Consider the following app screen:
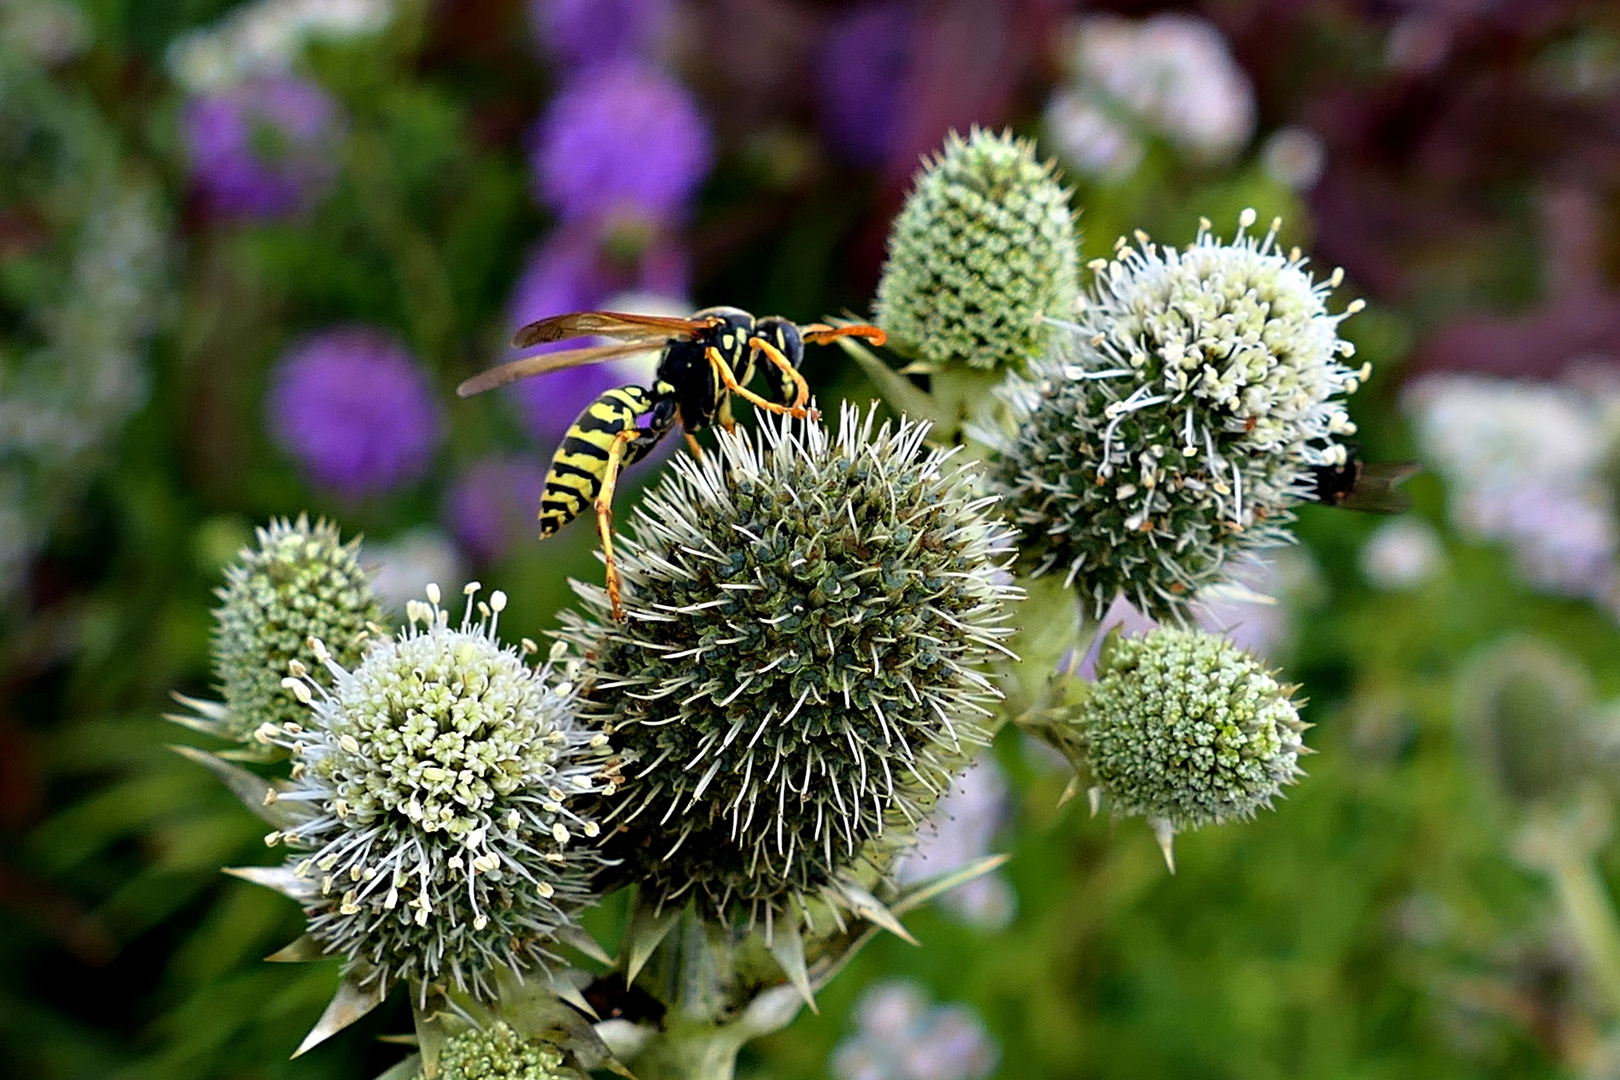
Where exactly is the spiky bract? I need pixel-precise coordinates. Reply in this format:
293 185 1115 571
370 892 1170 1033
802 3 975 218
1080 627 1307 835
990 211 1367 620
875 128 1079 370
561 405 1018 925
257 586 616 1001
435 1022 577 1080
212 515 382 740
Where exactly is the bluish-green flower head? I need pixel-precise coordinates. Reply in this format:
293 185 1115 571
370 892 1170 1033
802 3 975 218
1081 627 1307 840
212 515 383 740
435 1022 575 1080
990 211 1368 620
560 405 1019 926
876 128 1080 371
258 584 617 1001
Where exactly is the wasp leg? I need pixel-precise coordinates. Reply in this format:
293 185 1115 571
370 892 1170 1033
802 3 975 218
717 394 737 434
748 336 816 418
684 432 706 459
706 346 813 420
594 428 640 621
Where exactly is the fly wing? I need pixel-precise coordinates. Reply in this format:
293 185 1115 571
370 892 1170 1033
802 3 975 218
456 341 660 397
510 310 710 349
1336 461 1421 514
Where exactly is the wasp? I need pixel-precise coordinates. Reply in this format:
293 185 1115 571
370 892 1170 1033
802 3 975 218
1309 454 1420 514
457 307 886 620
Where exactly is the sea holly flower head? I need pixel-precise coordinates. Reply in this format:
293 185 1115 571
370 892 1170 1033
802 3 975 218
560 405 1019 926
1077 626 1308 863
990 210 1368 620
181 73 342 219
255 584 617 1001
209 515 382 741
434 1021 578 1080
876 128 1081 371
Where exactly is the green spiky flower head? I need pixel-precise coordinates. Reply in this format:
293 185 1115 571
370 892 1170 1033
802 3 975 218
434 1022 578 1080
990 211 1368 620
212 515 383 740
255 584 617 1001
561 405 1019 925
876 128 1080 371
1078 626 1307 859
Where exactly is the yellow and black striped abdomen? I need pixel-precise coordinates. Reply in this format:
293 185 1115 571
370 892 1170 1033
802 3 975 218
539 385 656 537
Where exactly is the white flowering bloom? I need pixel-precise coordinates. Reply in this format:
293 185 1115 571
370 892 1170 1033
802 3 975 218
167 0 393 92
894 755 1016 930
255 586 614 1001
1042 89 1143 182
1047 12 1256 176
832 981 998 1080
364 525 468 615
0 0 90 65
1405 374 1620 608
1361 517 1446 590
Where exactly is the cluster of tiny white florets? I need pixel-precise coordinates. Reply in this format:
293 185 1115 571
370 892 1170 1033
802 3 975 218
1079 627 1307 844
561 405 1019 925
991 210 1368 620
256 584 616 1001
431 1021 576 1080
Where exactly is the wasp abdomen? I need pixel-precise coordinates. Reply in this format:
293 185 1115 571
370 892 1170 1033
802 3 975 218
540 385 656 536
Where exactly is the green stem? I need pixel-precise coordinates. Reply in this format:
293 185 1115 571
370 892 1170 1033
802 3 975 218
1549 851 1620 1018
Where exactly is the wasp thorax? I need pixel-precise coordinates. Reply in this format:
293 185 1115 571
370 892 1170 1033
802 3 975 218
989 211 1367 621
561 404 1019 925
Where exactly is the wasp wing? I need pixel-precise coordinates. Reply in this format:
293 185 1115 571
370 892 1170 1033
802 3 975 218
1315 461 1420 514
511 311 711 350
457 341 660 397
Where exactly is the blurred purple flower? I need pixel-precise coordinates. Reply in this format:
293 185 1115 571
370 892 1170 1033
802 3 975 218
181 74 342 219
267 327 443 498
443 455 548 564
816 2 918 166
505 221 689 443
529 62 712 226
528 0 673 70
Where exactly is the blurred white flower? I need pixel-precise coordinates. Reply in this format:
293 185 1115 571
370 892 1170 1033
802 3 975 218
167 0 392 91
363 526 468 615
1405 374 1620 609
1361 518 1446 590
1261 126 1327 191
1047 12 1256 177
833 981 998 1080
894 755 1016 929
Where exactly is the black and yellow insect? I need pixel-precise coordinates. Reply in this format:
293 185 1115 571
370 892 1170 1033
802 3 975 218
456 306 886 620
1309 454 1419 513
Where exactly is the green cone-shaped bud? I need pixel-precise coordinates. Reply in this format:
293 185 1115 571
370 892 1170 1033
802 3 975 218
990 211 1368 621
1080 627 1307 847
256 586 617 1002
435 1022 577 1080
876 128 1080 371
561 405 1019 926
1457 636 1597 808
212 515 384 740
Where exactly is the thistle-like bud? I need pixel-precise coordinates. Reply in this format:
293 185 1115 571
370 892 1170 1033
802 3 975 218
990 212 1367 620
256 586 615 1001
561 405 1019 925
1078 627 1307 860
875 128 1080 371
212 515 382 740
435 1022 577 1080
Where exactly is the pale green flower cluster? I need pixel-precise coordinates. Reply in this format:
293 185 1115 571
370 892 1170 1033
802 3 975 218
434 1022 575 1080
876 128 1080 371
1080 627 1306 840
259 585 614 999
213 515 382 739
991 211 1367 619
